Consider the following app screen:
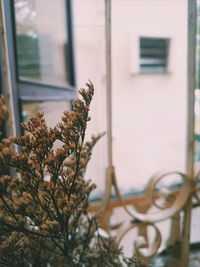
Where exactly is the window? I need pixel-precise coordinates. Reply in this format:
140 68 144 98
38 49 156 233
2 0 76 133
139 37 169 74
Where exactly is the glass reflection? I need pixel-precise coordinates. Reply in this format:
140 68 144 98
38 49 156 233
14 0 71 87
21 101 70 127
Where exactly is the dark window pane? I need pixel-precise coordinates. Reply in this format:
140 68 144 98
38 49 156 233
140 37 169 73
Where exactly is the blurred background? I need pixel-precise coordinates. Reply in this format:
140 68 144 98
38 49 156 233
1 0 200 265
13 0 189 193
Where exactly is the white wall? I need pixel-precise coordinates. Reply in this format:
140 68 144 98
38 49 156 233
73 0 107 193
73 0 188 194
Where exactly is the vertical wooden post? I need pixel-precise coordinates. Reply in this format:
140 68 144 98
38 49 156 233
105 0 113 168
101 0 114 213
181 0 197 266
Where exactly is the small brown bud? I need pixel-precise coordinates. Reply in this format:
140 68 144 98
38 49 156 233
2 147 11 156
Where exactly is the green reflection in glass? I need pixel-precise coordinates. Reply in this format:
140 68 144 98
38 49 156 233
15 0 70 87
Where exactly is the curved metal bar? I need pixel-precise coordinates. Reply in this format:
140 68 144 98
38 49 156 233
113 171 192 223
116 221 162 262
102 0 197 265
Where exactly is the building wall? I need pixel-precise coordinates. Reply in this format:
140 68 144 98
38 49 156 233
73 0 188 194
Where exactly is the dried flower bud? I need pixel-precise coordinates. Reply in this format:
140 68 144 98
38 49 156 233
2 147 11 156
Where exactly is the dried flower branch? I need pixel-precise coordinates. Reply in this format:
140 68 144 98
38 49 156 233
0 83 122 266
0 84 149 266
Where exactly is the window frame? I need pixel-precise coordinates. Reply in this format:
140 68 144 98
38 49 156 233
2 0 76 134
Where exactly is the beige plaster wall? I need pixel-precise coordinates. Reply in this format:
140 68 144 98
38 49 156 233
73 0 187 194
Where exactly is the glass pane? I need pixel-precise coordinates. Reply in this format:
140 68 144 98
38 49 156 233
21 100 70 127
14 0 71 87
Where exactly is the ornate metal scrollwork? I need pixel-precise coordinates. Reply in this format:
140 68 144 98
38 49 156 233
100 0 198 265
114 171 192 261
97 168 195 262
117 221 162 262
